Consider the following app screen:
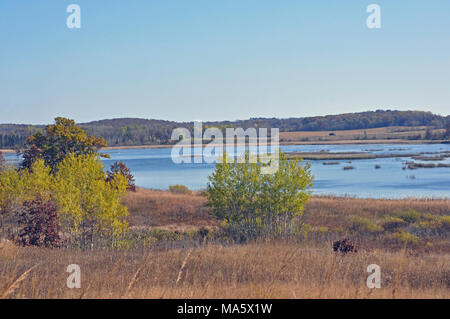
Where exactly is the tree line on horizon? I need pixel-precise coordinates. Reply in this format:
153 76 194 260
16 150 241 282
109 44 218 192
1 110 449 149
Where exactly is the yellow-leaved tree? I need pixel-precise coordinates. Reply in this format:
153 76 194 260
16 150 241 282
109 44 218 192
53 153 129 250
0 166 22 236
0 159 53 238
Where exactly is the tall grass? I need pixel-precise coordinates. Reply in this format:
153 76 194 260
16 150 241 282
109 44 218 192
0 242 448 298
123 188 216 231
1 188 449 299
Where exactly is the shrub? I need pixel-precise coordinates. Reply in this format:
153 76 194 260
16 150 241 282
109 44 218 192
148 229 184 241
293 223 312 241
440 216 450 230
410 215 450 237
333 238 358 254
396 209 421 223
198 227 209 240
318 226 329 233
391 231 420 247
348 216 383 234
17 197 60 248
169 184 192 195
417 220 441 230
380 216 407 232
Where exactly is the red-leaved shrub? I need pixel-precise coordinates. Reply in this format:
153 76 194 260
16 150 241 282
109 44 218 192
18 197 60 248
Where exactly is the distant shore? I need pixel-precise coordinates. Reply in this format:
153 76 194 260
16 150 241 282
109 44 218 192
102 139 448 151
1 139 447 154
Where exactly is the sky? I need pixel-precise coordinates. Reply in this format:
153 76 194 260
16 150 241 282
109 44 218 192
0 1 449 124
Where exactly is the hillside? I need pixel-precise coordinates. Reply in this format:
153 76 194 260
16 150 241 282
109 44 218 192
1 110 449 149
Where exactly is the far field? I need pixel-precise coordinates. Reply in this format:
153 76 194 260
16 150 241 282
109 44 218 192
279 126 446 144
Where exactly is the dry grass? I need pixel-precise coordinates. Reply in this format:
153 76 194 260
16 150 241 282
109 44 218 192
302 196 450 251
303 196 450 229
1 189 448 299
123 188 217 231
0 242 448 299
279 126 445 143
122 188 449 251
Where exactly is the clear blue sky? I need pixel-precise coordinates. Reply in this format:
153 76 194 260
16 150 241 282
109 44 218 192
0 1 449 124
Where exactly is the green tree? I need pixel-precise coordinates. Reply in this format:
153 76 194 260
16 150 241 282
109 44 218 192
259 153 314 237
206 152 313 240
0 155 129 250
106 161 136 192
21 117 109 172
0 159 53 238
0 166 22 236
54 153 129 250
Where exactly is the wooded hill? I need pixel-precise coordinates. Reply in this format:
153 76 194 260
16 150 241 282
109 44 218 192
1 110 449 148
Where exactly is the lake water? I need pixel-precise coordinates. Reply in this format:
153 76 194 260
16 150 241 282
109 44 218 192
4 143 450 199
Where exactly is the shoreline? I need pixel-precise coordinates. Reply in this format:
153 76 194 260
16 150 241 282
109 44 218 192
101 139 446 151
1 139 447 154
135 187 450 201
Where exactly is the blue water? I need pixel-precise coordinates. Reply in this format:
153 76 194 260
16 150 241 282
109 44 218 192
4 143 450 199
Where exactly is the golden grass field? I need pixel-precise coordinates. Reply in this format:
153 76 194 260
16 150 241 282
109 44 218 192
1 188 449 299
1 241 449 299
279 126 446 143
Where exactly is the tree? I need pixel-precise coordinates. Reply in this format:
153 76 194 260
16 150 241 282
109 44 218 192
206 152 313 240
106 161 136 192
259 153 314 237
20 145 42 171
0 166 22 237
21 117 109 172
54 154 129 250
0 159 53 239
0 154 129 250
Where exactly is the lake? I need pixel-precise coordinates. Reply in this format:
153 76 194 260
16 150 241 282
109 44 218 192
4 143 450 199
